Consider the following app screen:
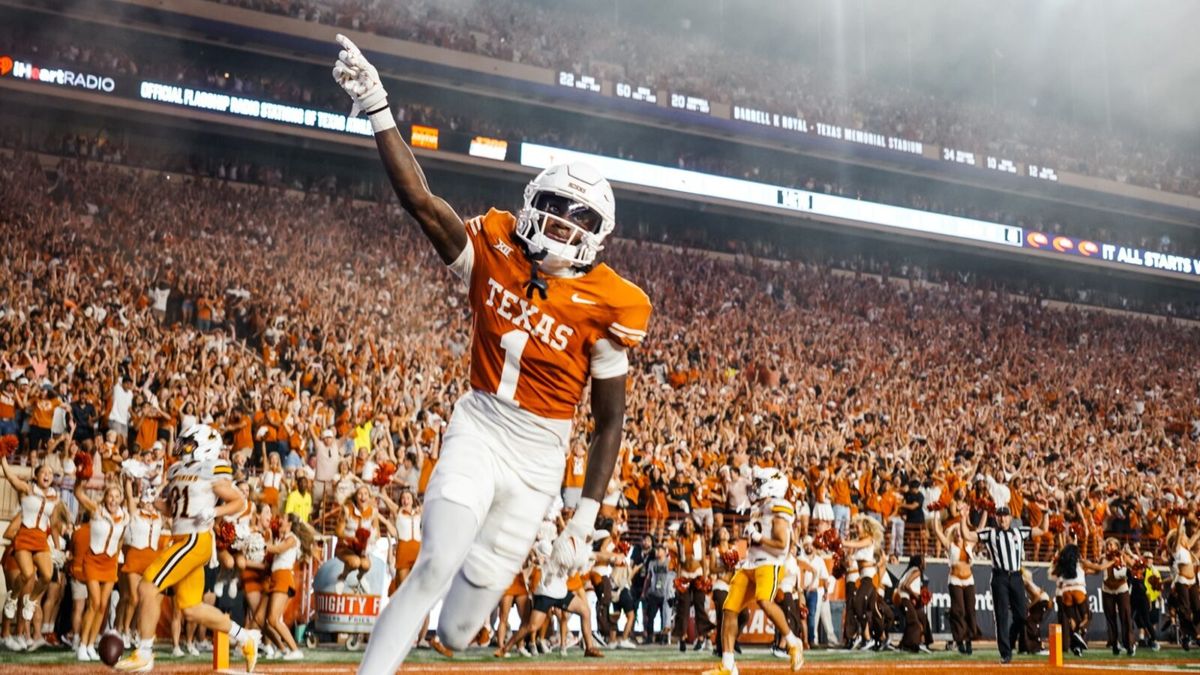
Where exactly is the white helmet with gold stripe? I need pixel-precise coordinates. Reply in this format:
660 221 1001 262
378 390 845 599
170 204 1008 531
178 423 223 462
751 466 789 502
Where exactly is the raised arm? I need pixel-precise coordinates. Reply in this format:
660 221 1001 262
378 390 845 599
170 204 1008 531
74 480 99 515
0 457 31 496
332 35 466 264
962 516 982 544
932 515 950 550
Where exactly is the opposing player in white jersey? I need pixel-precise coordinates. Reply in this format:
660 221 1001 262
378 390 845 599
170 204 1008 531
331 35 652 674
704 467 805 675
116 425 261 672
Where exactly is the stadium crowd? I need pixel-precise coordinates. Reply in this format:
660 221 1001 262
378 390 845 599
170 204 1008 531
0 136 1198 659
197 0 1200 197
8 21 1199 263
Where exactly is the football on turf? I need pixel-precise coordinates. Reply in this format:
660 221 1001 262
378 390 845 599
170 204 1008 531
99 632 124 667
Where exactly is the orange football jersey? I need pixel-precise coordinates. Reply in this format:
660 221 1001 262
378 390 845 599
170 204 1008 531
460 209 651 420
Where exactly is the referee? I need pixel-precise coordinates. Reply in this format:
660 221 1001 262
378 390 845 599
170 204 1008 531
965 506 1047 664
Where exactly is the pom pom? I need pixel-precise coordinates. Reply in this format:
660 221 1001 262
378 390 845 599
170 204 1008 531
215 521 237 551
353 526 371 554
720 547 741 570
831 552 846 579
371 461 397 488
236 531 267 563
0 435 17 459
919 587 932 607
694 576 713 593
674 577 691 595
74 451 94 481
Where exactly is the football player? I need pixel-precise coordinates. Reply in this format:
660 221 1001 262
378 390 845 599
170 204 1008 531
703 467 805 675
116 425 260 672
332 35 651 674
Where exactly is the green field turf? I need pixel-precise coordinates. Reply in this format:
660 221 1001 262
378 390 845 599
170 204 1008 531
0 644 1193 666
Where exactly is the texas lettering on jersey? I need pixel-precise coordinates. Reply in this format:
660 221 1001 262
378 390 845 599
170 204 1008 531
457 209 652 420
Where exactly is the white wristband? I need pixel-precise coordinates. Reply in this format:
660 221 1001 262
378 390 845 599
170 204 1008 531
571 497 600 532
369 107 396 133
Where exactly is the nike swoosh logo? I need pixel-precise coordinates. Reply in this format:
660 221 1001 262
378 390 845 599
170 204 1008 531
571 293 597 305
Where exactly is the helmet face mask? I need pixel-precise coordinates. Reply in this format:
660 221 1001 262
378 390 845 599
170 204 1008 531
751 467 788 502
179 424 223 462
516 163 615 269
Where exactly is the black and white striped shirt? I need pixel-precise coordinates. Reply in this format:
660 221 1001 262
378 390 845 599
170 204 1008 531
978 525 1031 572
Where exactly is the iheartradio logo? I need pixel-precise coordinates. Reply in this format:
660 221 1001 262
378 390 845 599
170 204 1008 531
0 56 13 77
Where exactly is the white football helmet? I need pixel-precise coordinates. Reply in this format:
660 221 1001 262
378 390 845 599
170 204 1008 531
177 423 223 462
751 466 789 502
515 163 616 269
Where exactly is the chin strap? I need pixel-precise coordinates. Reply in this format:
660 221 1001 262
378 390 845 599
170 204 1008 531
524 249 549 300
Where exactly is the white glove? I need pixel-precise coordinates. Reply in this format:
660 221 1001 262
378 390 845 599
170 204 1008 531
551 497 599 572
742 522 762 544
332 34 389 119
191 505 216 528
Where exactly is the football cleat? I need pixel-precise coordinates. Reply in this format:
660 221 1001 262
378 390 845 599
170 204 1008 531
241 629 260 672
115 651 154 672
430 636 454 658
789 642 805 670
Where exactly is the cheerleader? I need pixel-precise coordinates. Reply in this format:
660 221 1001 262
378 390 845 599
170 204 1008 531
117 481 163 646
66 519 89 652
772 551 806 657
1020 567 1052 654
589 522 616 647
264 514 316 660
237 503 273 648
1052 543 1095 656
495 563 532 653
259 453 285 510
380 490 422 592
869 556 895 651
672 517 712 651
1166 521 1200 649
41 529 67 649
934 515 979 654
1 458 69 633
842 515 884 650
840 547 861 648
895 555 928 652
334 486 386 593
1096 538 1135 656
493 529 603 659
73 480 127 661
1127 543 1159 650
379 489 429 646
607 527 638 649
708 526 746 656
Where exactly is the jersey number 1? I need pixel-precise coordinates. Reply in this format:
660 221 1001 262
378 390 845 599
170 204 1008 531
496 329 529 404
